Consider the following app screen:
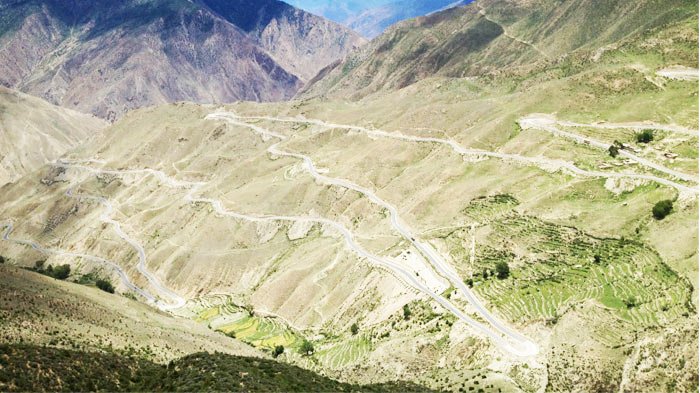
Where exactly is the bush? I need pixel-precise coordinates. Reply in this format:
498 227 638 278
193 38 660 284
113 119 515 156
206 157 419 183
402 304 411 320
608 145 619 157
96 279 115 294
652 200 673 220
0 255 5 264
350 323 359 335
636 129 654 143
495 262 510 279
298 340 314 356
465 278 473 287
272 345 284 358
51 264 71 280
624 296 638 309
34 260 46 271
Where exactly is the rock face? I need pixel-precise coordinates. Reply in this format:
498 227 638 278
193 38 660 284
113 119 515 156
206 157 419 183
0 0 365 120
0 87 106 185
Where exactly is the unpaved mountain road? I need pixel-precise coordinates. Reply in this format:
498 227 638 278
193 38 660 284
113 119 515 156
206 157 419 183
656 67 699 81
224 112 698 194
519 114 697 184
2 222 158 303
208 112 538 357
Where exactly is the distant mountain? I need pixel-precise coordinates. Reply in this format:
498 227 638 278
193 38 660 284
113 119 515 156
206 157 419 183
0 87 105 185
302 0 699 98
287 0 470 38
0 0 365 120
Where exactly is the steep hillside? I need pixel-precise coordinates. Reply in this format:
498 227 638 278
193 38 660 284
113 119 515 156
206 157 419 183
0 344 430 392
0 0 364 120
302 0 698 99
0 87 105 185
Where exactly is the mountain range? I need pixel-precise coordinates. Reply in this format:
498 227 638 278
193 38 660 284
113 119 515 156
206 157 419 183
0 0 364 120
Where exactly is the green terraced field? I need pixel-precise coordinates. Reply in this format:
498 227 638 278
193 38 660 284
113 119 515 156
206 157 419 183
188 296 303 350
441 196 693 348
316 336 372 369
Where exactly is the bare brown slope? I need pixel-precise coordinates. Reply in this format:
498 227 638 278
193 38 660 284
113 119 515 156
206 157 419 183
301 0 698 99
0 87 105 185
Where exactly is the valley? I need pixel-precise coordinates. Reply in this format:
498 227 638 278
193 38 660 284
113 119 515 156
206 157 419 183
0 0 697 392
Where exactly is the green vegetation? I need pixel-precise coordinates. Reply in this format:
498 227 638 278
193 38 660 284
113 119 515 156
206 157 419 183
96 279 115 294
351 322 359 335
608 145 619 158
36 263 71 280
635 129 655 143
403 304 412 320
272 345 284 358
299 340 314 356
652 200 674 220
0 255 4 264
495 261 510 279
0 344 431 392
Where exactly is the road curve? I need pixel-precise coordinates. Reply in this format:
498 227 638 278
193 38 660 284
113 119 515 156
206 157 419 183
207 112 539 357
58 158 537 357
1 222 157 303
519 115 698 184
215 113 698 195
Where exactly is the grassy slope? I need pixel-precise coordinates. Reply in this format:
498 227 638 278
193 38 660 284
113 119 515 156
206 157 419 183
0 344 432 392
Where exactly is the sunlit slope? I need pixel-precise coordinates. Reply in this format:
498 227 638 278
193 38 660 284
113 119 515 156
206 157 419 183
0 87 105 185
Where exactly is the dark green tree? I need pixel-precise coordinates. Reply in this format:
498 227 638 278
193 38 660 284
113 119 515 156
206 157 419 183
402 304 411 320
608 145 619 157
298 340 314 356
0 255 5 264
495 262 510 279
34 260 45 271
636 129 654 143
272 345 284 358
652 200 673 220
51 264 71 280
350 323 359 335
96 279 115 294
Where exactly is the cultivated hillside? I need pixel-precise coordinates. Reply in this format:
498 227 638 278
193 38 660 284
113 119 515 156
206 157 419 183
0 0 364 120
0 87 105 185
302 0 698 99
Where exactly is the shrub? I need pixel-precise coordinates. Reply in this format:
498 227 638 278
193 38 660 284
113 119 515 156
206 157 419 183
298 340 314 356
272 345 284 358
96 279 115 294
465 278 473 287
51 264 71 280
624 296 638 309
350 323 359 335
403 304 411 320
34 260 46 271
608 145 619 157
0 255 5 264
636 129 654 143
495 262 510 279
652 200 673 220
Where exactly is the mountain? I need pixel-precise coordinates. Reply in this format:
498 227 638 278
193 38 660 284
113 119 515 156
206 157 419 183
0 87 105 185
0 0 365 120
302 0 699 99
286 0 471 38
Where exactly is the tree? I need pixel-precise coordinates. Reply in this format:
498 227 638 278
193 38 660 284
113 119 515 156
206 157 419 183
652 200 673 220
593 255 601 264
299 340 314 356
624 296 638 309
272 345 284 358
34 260 46 271
608 145 619 158
51 264 71 280
350 323 359 335
403 304 411 320
636 129 654 143
465 278 474 288
495 262 510 279
96 279 115 294
0 255 5 264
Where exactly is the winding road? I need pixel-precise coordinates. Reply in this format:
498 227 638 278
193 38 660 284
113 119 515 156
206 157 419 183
1 222 157 303
206 112 538 357
219 112 698 194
